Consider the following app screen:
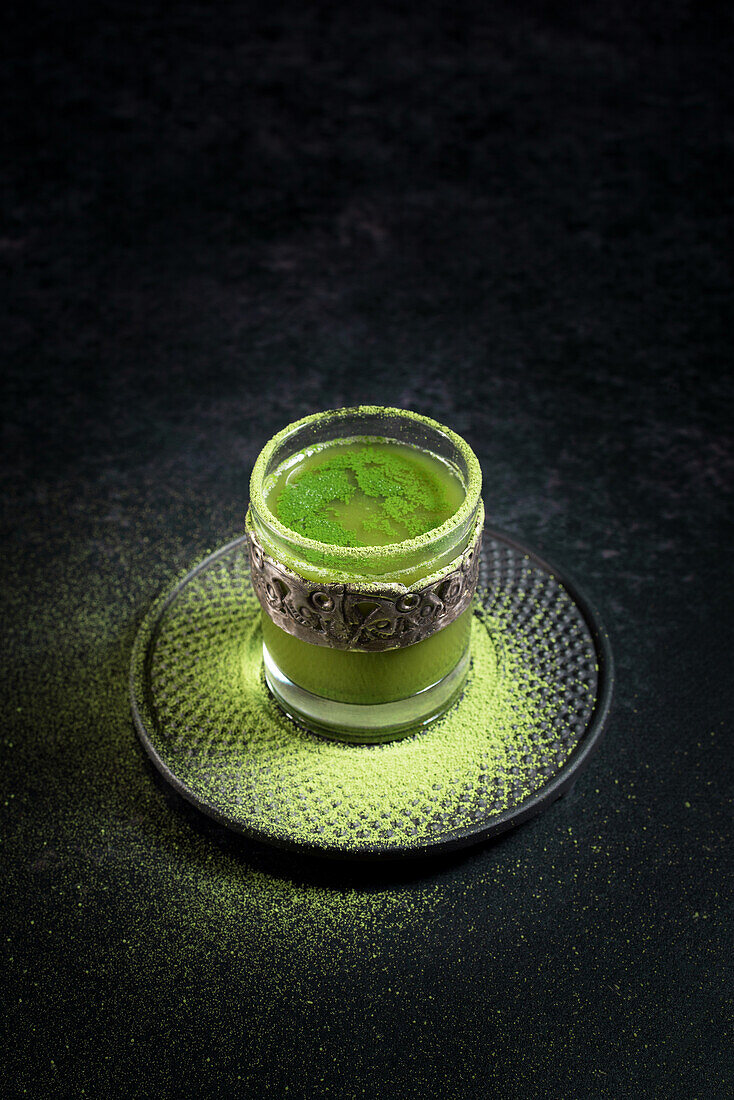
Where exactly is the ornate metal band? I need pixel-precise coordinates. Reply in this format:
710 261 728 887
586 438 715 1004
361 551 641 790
245 526 482 652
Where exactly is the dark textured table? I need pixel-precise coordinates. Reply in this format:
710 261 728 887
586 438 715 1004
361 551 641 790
2 2 732 1097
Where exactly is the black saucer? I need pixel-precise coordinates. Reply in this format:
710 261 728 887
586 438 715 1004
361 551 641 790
130 528 613 859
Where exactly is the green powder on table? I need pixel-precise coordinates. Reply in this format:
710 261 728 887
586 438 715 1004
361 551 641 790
4 486 604 1100
265 438 465 547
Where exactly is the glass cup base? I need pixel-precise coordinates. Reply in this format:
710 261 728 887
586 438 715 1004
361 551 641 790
263 643 471 744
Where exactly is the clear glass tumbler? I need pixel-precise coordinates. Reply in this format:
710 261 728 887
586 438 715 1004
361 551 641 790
246 406 483 742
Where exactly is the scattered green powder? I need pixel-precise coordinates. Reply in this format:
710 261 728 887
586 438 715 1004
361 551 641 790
4 483 723 1100
132 539 598 854
265 439 464 547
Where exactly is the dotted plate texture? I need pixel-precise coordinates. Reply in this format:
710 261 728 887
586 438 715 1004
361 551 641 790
130 529 613 859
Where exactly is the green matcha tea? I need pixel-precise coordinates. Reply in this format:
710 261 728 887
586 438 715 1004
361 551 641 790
264 438 465 549
259 436 470 712
262 605 473 705
247 408 483 741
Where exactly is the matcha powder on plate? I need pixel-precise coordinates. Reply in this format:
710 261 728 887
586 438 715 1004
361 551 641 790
130 534 601 856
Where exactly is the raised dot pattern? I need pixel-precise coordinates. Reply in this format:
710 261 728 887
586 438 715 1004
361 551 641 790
133 534 599 854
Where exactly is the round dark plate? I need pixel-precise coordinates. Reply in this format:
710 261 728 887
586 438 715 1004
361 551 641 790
130 528 613 859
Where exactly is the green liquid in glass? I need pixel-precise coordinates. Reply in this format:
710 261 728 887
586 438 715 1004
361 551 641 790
261 437 471 709
265 438 465 549
262 608 472 704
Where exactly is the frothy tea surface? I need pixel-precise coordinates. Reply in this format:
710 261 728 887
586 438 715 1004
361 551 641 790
264 438 465 547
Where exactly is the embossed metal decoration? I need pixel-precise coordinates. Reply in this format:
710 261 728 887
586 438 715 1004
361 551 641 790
245 526 482 651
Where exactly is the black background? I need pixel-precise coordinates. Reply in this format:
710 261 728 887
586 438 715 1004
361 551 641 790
2 2 732 1097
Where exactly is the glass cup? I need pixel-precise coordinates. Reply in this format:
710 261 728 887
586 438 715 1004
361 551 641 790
246 406 483 742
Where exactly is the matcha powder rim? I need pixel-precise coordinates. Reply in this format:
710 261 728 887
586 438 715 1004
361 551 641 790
131 538 599 854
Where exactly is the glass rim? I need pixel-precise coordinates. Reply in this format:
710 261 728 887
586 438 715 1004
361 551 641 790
248 405 483 561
